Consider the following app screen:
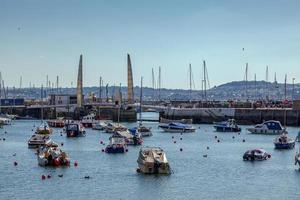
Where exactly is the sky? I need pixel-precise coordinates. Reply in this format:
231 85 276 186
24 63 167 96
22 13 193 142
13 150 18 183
0 0 300 89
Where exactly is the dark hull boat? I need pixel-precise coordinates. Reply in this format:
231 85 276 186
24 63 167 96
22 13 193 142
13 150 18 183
159 122 196 133
65 123 86 137
213 119 241 132
274 132 295 150
105 135 127 153
243 149 271 161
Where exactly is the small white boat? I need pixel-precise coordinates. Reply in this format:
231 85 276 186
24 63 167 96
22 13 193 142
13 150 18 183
28 134 58 149
113 130 143 145
129 126 152 137
247 120 285 135
137 147 171 174
81 113 97 128
295 152 300 169
0 117 12 125
274 132 295 149
92 121 109 130
159 122 196 133
104 123 127 133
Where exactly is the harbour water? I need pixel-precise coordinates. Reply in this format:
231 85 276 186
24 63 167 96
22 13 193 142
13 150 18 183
1 112 300 200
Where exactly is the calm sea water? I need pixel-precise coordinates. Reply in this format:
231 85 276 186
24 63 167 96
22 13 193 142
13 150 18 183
1 112 300 200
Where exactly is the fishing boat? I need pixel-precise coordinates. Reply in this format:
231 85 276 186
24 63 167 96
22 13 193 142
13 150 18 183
81 113 97 128
213 119 241 132
65 122 86 137
247 120 285 135
36 121 53 135
160 117 193 124
37 146 70 167
105 135 127 153
295 152 300 169
159 122 196 133
113 130 143 145
92 121 109 130
28 134 58 149
137 147 171 174
274 132 295 149
47 118 65 128
243 149 271 161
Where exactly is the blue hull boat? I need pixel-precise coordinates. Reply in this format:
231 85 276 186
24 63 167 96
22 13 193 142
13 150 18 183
274 142 295 149
213 119 241 132
105 146 126 153
274 132 295 149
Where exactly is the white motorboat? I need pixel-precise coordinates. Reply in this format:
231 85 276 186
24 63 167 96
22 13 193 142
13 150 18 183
247 120 285 135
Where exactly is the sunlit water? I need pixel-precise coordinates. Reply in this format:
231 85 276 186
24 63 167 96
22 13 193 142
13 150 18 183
1 112 300 200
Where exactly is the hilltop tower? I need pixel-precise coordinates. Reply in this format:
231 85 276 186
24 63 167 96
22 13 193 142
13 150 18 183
127 54 134 104
77 54 83 108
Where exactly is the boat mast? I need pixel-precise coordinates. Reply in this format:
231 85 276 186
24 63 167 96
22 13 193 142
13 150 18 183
41 85 44 122
284 74 287 100
245 63 248 100
189 63 192 101
152 68 155 102
139 77 143 126
0 72 2 114
254 73 257 100
203 60 207 102
158 66 161 102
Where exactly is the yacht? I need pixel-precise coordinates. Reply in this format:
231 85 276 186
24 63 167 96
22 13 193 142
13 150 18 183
159 122 196 133
129 126 152 137
247 120 284 135
137 147 171 174
104 122 127 133
81 113 97 128
213 119 241 132
113 130 143 145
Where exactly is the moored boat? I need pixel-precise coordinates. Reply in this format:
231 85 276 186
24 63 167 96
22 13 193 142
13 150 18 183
160 117 193 124
92 121 109 130
296 131 300 142
36 122 53 135
113 130 143 145
0 117 12 125
274 132 295 149
137 147 171 174
105 135 127 153
47 119 65 128
243 148 271 161
65 122 86 137
37 146 70 167
104 122 127 133
213 119 241 132
28 134 58 149
295 152 300 169
81 113 97 128
159 122 196 133
129 126 152 137
247 120 284 135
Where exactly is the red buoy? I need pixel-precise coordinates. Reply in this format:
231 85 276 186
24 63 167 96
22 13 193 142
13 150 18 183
74 161 78 167
41 175 46 180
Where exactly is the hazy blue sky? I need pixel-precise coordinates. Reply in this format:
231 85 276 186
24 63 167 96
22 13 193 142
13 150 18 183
0 0 299 89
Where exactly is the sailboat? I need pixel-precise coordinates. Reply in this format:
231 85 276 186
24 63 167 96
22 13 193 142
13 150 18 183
36 85 52 135
129 77 152 137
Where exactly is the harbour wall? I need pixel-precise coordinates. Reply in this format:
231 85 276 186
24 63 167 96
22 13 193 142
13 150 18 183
160 108 300 126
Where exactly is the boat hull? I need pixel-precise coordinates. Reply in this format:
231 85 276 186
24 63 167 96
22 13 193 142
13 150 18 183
247 128 283 135
159 126 196 133
105 146 126 153
137 161 171 174
274 142 295 149
214 126 241 132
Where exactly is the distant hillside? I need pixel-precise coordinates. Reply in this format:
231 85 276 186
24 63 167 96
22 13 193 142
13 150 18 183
2 81 299 101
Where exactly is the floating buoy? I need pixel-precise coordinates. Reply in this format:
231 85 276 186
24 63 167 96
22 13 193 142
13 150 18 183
180 138 182 140
3 138 5 141
180 148 183 151
100 141 103 144
84 176 90 179
172 136 174 139
31 129 34 131
215 136 218 139
238 132 240 135
217 139 220 143
174 141 177 144
232 136 235 139
203 154 208 158
4 131 7 134
13 153 16 156
125 149 128 152
58 174 63 178
242 139 246 142
207 146 210 150
180 133 183 135
47 174 51 179
41 175 46 180
60 134 63 136
101 149 104 152
74 161 78 167
61 142 64 146
14 161 18 166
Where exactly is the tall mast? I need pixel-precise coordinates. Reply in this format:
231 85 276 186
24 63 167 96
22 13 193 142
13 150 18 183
41 85 44 121
139 77 143 126
284 74 287 100
158 66 161 101
19 76 22 90
189 63 192 101
152 68 155 101
254 73 257 100
99 76 102 102
245 63 248 100
56 76 59 94
203 60 207 101
265 66 269 100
